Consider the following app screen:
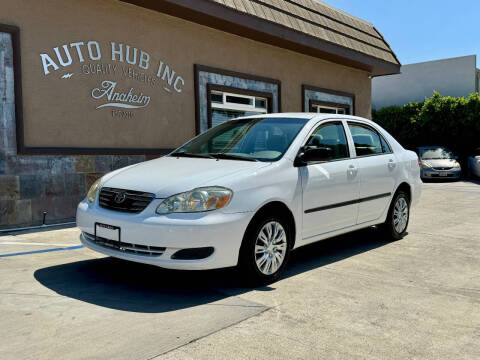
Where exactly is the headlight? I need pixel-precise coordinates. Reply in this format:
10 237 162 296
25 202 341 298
156 187 232 214
421 161 432 169
87 178 102 203
453 162 461 168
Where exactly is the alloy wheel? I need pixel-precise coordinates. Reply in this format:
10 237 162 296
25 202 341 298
393 197 409 233
254 221 287 275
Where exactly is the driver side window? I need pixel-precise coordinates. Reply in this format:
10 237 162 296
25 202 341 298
305 122 349 161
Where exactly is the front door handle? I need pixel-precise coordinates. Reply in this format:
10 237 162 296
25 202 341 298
347 164 358 177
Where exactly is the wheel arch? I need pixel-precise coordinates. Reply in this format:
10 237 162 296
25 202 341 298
395 182 412 202
244 201 297 250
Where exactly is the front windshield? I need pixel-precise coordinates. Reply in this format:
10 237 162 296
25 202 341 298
172 117 308 162
420 147 455 160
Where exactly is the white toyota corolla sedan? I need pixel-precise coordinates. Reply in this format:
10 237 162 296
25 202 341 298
77 113 421 284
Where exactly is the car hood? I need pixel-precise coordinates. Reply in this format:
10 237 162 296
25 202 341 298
422 159 458 168
102 156 270 198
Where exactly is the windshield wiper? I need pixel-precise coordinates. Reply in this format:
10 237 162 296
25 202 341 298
170 151 214 159
209 153 259 162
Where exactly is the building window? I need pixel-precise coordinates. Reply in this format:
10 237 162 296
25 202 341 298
195 65 280 133
302 85 354 115
208 87 270 128
309 100 350 115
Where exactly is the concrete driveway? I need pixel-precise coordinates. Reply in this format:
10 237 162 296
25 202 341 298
0 181 479 359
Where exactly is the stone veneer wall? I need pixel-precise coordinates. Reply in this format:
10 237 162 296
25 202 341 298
0 32 148 229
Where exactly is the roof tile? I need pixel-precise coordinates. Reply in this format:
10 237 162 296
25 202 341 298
204 0 398 66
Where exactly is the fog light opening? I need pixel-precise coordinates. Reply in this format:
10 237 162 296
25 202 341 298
171 247 214 260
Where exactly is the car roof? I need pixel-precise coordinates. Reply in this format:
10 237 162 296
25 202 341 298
235 112 315 120
235 112 377 125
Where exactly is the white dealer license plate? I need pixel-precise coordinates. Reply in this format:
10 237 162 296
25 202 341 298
95 223 120 241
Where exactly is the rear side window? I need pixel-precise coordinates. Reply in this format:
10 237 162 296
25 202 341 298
348 123 383 156
305 122 349 160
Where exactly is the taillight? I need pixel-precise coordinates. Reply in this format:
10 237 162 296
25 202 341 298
417 157 421 167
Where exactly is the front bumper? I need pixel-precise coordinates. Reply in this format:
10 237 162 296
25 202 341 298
421 168 461 179
76 199 253 270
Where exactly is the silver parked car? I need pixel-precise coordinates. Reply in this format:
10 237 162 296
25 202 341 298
417 146 461 180
467 148 480 178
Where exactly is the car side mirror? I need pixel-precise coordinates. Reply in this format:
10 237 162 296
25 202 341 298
294 147 333 167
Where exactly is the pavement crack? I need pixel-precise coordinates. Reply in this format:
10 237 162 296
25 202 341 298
144 305 273 360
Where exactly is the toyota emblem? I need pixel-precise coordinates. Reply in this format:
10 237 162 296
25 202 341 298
114 191 127 204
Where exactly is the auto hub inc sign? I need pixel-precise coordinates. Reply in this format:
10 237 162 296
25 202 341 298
39 41 185 118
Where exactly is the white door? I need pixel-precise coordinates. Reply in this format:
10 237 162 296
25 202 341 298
301 121 360 240
347 122 398 224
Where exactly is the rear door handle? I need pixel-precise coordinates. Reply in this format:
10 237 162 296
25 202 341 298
348 164 358 177
388 159 396 169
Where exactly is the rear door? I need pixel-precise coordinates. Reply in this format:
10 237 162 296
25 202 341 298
301 120 360 240
347 122 397 224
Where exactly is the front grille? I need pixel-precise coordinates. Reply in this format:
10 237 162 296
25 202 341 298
433 167 452 171
99 187 155 213
83 232 166 256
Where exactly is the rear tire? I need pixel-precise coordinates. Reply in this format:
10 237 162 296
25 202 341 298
381 191 410 240
238 214 292 286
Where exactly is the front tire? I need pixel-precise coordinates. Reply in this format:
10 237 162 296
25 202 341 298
239 215 291 286
381 191 410 240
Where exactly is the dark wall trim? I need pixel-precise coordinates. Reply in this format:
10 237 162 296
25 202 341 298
195 64 283 86
194 64 281 134
18 146 174 156
305 192 391 214
302 84 355 116
120 0 400 76
193 63 201 138
15 147 174 156
0 24 24 155
206 84 273 129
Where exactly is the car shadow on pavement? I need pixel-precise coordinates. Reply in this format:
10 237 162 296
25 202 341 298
34 227 392 313
464 177 480 185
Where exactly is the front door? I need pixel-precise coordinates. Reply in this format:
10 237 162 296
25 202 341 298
301 121 360 241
